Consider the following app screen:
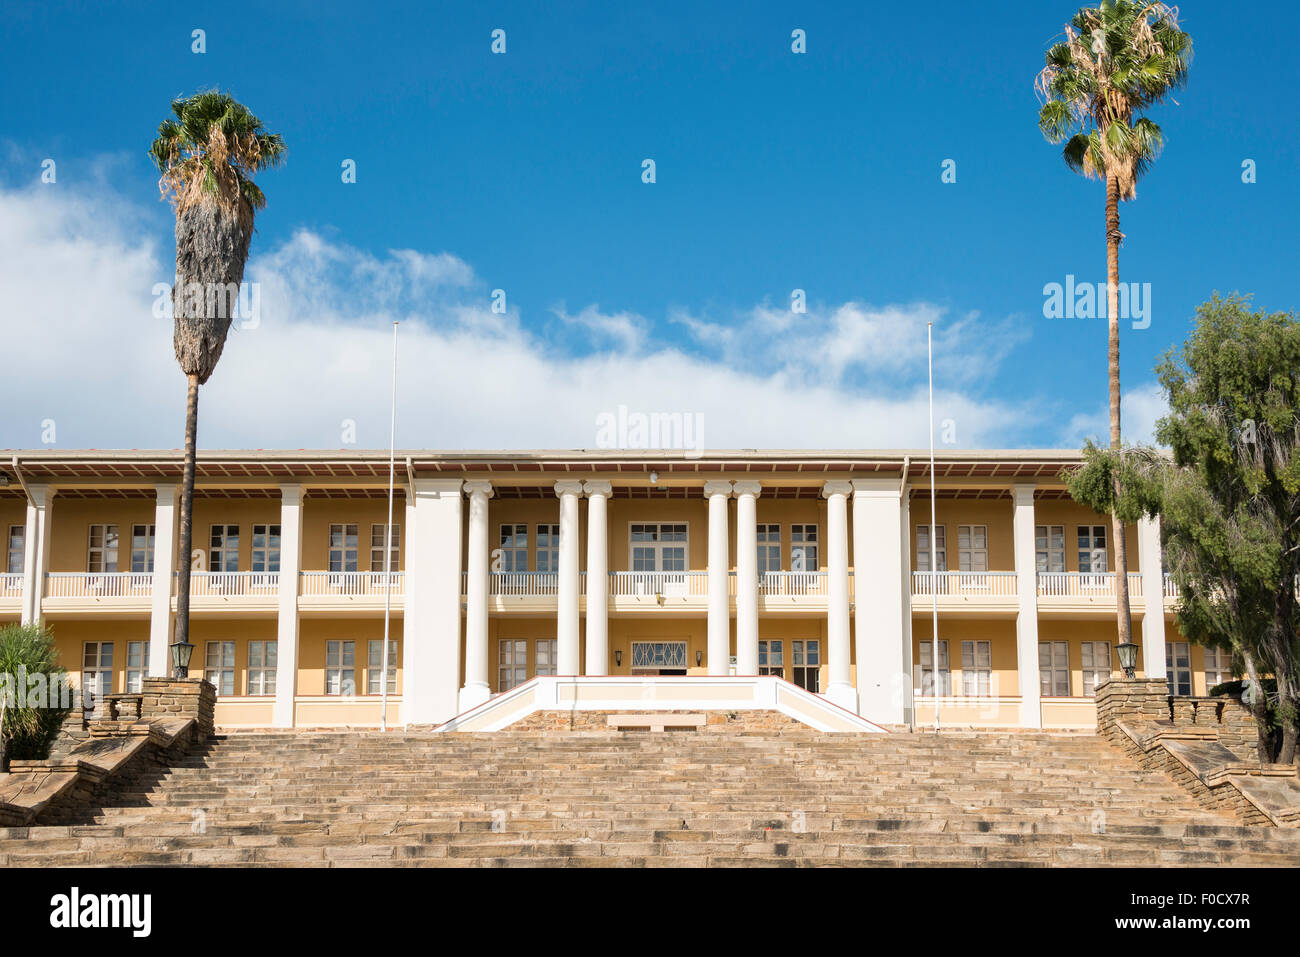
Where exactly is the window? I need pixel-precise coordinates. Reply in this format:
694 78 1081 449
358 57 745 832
1039 641 1070 696
916 525 947 572
535 639 557 677
961 640 992 696
1078 525 1108 573
1081 641 1113 696
790 525 819 572
1036 525 1065 573
370 524 399 572
125 640 149 693
326 640 356 695
956 526 988 573
628 523 687 572
367 639 397 694
6 526 23 575
630 641 688 674
87 524 119 573
758 639 784 677
209 525 239 572
757 524 781 574
130 524 155 574
248 640 277 696
499 639 527 691
1166 641 1192 697
792 640 820 692
498 524 528 572
82 641 113 709
1204 647 1232 691
919 639 950 696
252 524 281 573
328 524 359 573
536 524 560 573
205 641 235 696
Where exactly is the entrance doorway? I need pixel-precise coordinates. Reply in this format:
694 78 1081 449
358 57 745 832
630 640 688 676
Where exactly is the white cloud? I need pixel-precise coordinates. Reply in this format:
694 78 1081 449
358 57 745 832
1058 380 1169 447
0 179 1045 453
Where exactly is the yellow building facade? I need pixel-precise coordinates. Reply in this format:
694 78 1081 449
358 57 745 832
0 449 1224 731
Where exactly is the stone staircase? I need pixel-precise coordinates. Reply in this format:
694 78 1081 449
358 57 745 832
3 729 1300 867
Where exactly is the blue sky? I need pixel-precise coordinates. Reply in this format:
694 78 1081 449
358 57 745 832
0 0 1296 451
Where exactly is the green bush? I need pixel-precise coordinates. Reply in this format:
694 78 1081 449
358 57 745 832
0 623 73 768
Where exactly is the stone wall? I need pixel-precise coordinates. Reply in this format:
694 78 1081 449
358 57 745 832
139 677 217 742
1095 677 1257 763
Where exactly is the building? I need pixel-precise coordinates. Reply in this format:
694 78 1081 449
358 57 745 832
0 449 1225 731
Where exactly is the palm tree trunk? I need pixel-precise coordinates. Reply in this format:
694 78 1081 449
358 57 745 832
1105 174 1135 653
173 373 200 673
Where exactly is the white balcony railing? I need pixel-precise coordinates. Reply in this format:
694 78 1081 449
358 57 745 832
759 571 829 596
45 572 152 599
610 571 708 597
1163 573 1177 598
0 573 23 597
911 571 1018 597
300 571 404 598
1037 572 1143 599
186 571 280 597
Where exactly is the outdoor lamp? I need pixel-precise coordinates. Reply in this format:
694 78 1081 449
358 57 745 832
696 650 703 667
1116 640 1139 679
614 650 622 668
170 639 195 679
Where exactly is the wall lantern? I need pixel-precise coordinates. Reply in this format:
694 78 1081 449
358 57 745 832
1116 640 1139 679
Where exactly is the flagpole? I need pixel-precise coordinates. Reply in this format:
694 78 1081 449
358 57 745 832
928 321 940 734
381 321 398 732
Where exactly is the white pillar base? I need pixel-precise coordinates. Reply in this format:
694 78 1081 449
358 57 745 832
459 682 492 712
825 682 858 714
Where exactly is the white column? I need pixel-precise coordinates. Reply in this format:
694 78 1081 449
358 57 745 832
555 480 583 675
460 481 493 710
19 485 53 625
823 481 856 711
404 478 464 725
733 481 761 675
147 485 180 677
1012 484 1042 729
583 481 611 676
852 478 908 724
1138 515 1167 679
704 481 733 675
272 485 304 728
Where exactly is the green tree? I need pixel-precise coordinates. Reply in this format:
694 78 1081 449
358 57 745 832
0 623 72 771
149 91 285 664
1036 1 1192 651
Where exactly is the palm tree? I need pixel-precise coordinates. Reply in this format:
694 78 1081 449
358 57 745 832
150 91 285 673
1036 1 1191 655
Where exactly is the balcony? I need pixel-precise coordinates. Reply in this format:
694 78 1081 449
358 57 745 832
910 571 1018 612
43 572 152 613
299 571 404 614
0 573 23 614
1037 572 1143 612
183 571 280 615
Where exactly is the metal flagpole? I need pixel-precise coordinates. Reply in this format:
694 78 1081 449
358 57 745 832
928 322 940 734
381 321 398 732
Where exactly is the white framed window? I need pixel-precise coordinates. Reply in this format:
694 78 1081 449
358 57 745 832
757 524 781 574
536 524 560 573
1204 646 1232 691
328 524 359 573
1166 641 1192 697
205 641 235 696
209 525 239 573
919 639 950 696
248 640 277 696
370 524 399 572
125 640 149 693
326 640 356 695
82 641 113 709
628 523 688 572
1039 641 1070 697
790 524 819 572
792 640 820 692
916 525 947 572
961 640 992 696
535 639 557 677
1078 525 1108 573
6 525 23 574
252 524 281 573
499 639 527 691
131 524 155 574
498 524 528 572
1035 525 1065 573
758 639 783 677
87 524 119 573
957 526 988 573
367 639 397 694
630 640 688 674
1081 641 1113 696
